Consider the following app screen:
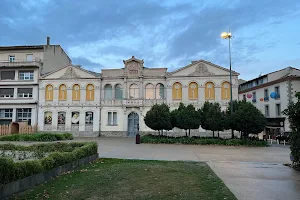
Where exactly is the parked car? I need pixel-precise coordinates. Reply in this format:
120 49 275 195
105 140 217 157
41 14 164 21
276 132 291 143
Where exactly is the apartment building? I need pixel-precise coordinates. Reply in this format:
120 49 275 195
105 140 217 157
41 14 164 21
0 38 71 125
239 67 300 136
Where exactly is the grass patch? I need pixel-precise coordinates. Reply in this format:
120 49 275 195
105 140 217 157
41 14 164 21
15 158 237 200
0 133 73 142
141 134 268 147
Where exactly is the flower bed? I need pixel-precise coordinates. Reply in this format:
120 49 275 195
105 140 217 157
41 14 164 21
141 134 268 147
0 133 73 142
0 142 97 185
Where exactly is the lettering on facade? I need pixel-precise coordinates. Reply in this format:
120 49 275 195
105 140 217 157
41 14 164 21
189 63 215 76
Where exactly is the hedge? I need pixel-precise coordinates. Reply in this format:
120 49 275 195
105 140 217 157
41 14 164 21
0 142 97 185
0 133 73 142
141 134 268 147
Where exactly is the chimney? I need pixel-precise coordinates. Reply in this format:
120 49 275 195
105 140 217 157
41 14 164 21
46 36 50 45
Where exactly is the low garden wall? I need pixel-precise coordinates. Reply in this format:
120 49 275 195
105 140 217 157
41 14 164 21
0 142 98 199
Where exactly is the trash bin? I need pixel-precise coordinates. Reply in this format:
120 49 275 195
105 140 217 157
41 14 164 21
136 133 140 144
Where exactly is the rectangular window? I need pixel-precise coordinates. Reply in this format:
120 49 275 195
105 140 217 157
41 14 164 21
0 88 14 98
0 71 15 80
16 108 31 122
275 86 280 98
17 88 33 98
9 55 15 62
85 112 93 124
265 105 269 117
276 104 281 116
26 54 33 61
108 112 117 125
264 89 269 101
252 92 256 103
0 109 13 119
19 71 34 80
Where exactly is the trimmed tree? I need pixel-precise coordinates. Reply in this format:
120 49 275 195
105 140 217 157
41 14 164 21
200 102 223 138
282 92 300 165
144 103 172 135
176 103 201 137
231 101 266 138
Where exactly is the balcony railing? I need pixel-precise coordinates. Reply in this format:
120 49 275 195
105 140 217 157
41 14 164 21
0 58 42 67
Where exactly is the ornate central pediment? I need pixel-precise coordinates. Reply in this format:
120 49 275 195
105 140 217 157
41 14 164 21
123 56 144 76
60 67 81 79
188 63 215 76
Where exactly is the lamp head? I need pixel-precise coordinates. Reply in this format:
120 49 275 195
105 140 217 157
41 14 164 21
221 32 232 39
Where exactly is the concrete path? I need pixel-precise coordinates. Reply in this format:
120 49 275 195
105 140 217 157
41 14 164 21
2 138 300 200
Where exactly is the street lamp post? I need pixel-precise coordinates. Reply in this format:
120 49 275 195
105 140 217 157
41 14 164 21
221 30 234 139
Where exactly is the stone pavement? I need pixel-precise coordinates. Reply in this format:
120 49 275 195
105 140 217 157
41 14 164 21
2 138 300 200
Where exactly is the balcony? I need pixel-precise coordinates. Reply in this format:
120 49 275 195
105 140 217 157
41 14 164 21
123 99 144 107
101 100 123 106
0 58 42 68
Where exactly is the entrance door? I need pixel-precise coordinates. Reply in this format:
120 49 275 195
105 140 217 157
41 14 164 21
127 112 139 137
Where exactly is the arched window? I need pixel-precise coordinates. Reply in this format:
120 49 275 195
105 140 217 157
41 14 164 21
104 84 112 100
145 84 154 99
72 84 81 101
172 82 182 100
59 84 67 100
221 81 230 100
86 84 94 101
188 82 198 99
205 82 215 100
115 84 123 100
155 83 164 99
45 84 53 101
129 84 139 99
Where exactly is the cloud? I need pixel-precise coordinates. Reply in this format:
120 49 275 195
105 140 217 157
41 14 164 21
1 0 300 80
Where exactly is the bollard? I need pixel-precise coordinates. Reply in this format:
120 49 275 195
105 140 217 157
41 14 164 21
136 133 140 144
277 139 279 145
284 140 286 146
271 139 273 144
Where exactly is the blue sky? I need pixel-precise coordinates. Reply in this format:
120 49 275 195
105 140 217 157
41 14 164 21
1 0 299 80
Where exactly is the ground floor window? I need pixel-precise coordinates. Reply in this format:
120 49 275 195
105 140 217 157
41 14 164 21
86 112 93 124
108 111 117 125
58 112 66 124
44 112 52 125
16 108 31 122
0 109 13 119
72 112 80 124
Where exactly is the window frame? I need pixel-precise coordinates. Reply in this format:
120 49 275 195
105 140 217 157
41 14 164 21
0 71 15 80
9 55 15 62
276 103 281 116
17 88 33 98
107 111 118 126
0 88 14 98
16 108 32 122
0 109 13 119
19 71 34 80
265 105 269 117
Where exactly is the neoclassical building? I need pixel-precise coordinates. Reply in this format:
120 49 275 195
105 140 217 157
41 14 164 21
38 56 239 137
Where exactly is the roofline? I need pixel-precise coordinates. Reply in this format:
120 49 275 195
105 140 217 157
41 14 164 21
0 45 46 50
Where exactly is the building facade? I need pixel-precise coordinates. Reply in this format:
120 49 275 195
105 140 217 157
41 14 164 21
38 56 239 137
0 38 72 126
238 67 300 136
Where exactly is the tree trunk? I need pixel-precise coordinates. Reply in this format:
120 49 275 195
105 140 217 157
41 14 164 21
213 131 215 138
188 129 191 137
218 131 220 138
185 130 187 137
231 129 234 139
240 131 242 139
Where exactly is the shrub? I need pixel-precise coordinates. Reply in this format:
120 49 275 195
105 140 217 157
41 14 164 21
0 133 73 142
0 142 97 184
141 135 268 147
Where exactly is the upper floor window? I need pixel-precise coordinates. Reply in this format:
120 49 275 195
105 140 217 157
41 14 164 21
276 103 281 116
86 84 94 101
264 89 269 101
104 84 112 100
205 82 215 100
275 86 280 98
115 84 123 100
0 88 14 98
172 82 182 100
265 105 269 117
145 84 154 99
0 71 15 80
252 92 257 103
155 83 164 99
72 84 80 101
221 81 230 100
129 84 139 99
59 84 67 100
45 84 53 101
188 82 198 99
9 55 15 62
26 54 33 62
17 88 33 98
19 71 34 80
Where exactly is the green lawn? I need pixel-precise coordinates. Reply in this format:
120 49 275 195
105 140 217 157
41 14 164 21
14 158 236 200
